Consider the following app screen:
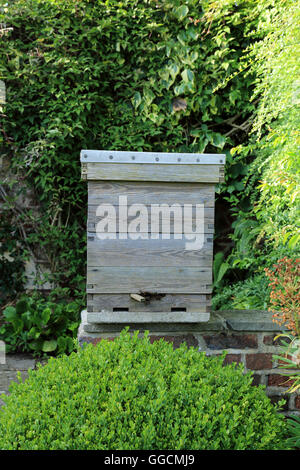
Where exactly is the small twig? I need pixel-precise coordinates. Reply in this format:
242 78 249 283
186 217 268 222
0 184 37 261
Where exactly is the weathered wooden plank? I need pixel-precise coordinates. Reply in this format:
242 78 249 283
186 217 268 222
87 235 213 267
88 181 215 207
84 162 223 183
87 311 210 323
87 266 212 294
81 149 225 165
87 293 211 313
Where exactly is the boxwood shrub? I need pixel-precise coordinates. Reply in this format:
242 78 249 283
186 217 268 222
0 330 288 450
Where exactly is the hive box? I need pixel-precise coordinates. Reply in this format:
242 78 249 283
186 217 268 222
80 150 225 333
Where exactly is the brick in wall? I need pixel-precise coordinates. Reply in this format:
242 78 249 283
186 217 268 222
223 354 242 366
149 335 198 349
268 374 295 388
246 353 273 370
203 333 257 350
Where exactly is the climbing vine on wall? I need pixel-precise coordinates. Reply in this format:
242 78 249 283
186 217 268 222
0 0 265 303
1 0 297 315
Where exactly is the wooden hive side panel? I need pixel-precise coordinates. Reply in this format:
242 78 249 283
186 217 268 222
88 181 215 205
86 180 214 295
85 162 223 183
87 266 212 294
87 293 211 313
87 234 213 267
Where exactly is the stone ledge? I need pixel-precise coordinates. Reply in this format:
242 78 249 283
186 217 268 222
210 310 285 332
87 310 210 324
80 309 284 334
0 354 36 371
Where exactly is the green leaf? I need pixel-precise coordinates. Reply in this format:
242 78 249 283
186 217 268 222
68 322 79 331
41 307 51 325
42 340 57 353
28 327 40 339
190 128 202 137
213 252 224 282
216 262 230 284
21 311 34 328
28 339 43 351
132 91 141 109
174 82 186 96
143 88 155 106
174 5 189 21
288 233 300 250
16 300 29 315
181 69 194 83
168 63 179 80
234 181 245 191
57 336 67 352
3 306 17 321
213 133 226 149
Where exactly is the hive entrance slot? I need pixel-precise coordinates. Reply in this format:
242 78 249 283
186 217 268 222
113 308 129 312
171 307 187 312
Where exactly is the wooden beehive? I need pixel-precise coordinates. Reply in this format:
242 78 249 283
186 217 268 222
81 150 225 325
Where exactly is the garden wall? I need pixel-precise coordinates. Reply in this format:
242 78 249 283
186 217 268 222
1 310 299 416
78 309 300 416
0 355 36 406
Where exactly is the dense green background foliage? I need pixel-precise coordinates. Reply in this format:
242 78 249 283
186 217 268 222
0 0 261 303
213 0 299 308
0 330 289 450
0 0 299 325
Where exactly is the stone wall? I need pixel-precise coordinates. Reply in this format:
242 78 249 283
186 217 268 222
78 309 300 416
0 354 37 406
0 77 53 291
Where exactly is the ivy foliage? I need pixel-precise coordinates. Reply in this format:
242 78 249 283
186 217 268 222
1 0 258 153
0 0 263 301
0 0 298 315
0 330 288 450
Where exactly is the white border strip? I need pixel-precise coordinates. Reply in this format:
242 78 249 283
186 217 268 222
81 150 226 165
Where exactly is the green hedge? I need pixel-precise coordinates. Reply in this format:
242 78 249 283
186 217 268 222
0 330 288 450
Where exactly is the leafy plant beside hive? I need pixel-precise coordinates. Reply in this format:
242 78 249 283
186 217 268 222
265 257 300 449
0 330 289 450
265 257 300 338
214 0 300 301
0 288 81 356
